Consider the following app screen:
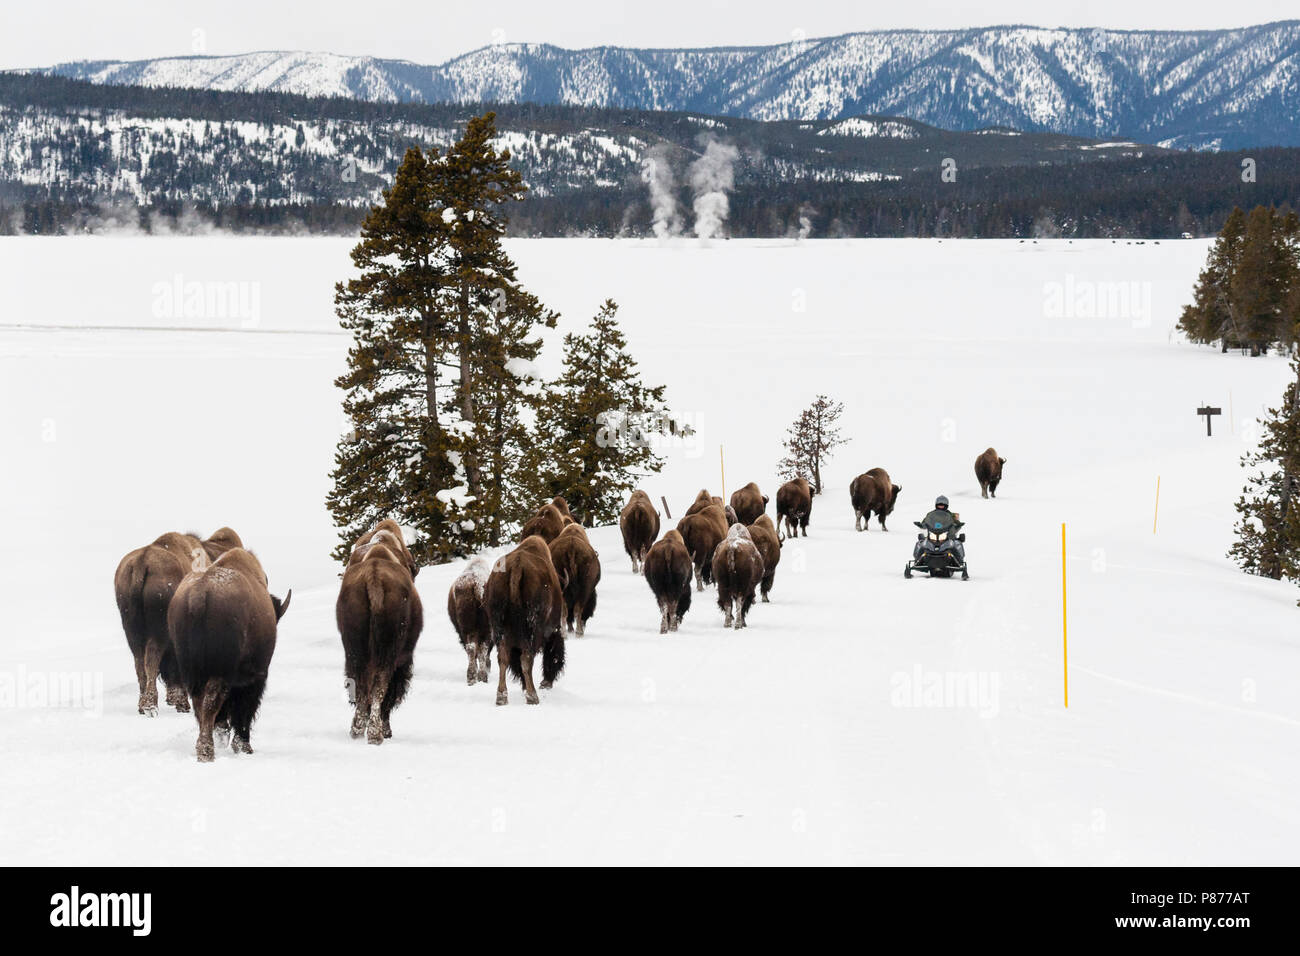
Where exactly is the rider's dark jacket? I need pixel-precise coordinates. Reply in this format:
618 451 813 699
918 509 963 534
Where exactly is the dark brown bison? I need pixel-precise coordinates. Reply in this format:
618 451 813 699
485 536 565 705
776 478 813 540
730 482 768 525
519 503 567 543
113 527 243 717
748 515 782 603
975 448 1007 499
643 529 693 633
549 523 602 637
549 496 572 519
168 548 291 762
619 490 660 573
337 537 423 745
448 556 493 685
677 503 729 591
348 518 418 578
850 468 902 531
711 525 765 629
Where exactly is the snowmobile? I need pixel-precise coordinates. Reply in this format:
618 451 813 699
905 503 969 580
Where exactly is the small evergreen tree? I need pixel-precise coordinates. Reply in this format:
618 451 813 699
1231 357 1300 589
777 395 848 495
525 300 673 524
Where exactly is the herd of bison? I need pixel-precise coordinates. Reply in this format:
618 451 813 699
113 448 1006 761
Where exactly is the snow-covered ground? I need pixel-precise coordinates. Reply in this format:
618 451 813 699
1 236 1297 865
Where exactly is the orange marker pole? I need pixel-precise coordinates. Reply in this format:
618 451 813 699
1062 523 1069 709
1152 475 1161 534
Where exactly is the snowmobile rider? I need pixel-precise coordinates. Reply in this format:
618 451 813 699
913 495 965 561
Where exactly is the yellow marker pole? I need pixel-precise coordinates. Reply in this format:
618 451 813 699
719 445 726 500
1062 523 1068 709
1152 475 1161 534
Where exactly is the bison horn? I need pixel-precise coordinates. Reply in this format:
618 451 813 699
272 589 293 621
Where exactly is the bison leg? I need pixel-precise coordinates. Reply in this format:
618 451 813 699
878 511 888 532
379 662 411 740
165 682 190 713
854 511 863 532
350 671 370 738
476 643 491 683
694 564 704 592
575 602 587 637
140 640 165 717
366 667 390 745
465 642 479 686
721 593 733 629
629 553 640 574
495 644 509 706
541 632 564 689
521 649 540 705
658 600 670 635
761 574 773 603
739 591 756 629
132 653 149 715
194 678 228 763
990 479 999 498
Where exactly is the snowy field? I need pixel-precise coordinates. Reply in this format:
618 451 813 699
2 235 1298 865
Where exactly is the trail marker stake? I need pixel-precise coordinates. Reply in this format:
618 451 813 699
1153 475 1161 534
661 496 672 520
1062 523 1068 709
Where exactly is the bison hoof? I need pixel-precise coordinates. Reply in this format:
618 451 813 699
526 691 540 705
761 594 770 603
232 736 253 755
349 717 366 739
196 742 215 763
496 692 508 706
382 720 392 739
173 698 191 714
477 669 490 683
367 732 383 746
466 672 477 686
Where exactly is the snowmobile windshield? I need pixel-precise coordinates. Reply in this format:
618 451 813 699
923 509 957 533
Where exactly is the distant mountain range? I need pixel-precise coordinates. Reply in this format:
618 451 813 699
28 22 1300 149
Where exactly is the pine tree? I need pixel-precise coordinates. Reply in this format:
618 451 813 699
1178 206 1246 348
776 395 848 495
1232 206 1285 355
525 300 673 525
1230 357 1300 589
326 114 553 565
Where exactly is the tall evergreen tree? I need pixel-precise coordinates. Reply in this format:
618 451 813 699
326 114 553 565
1178 206 1246 348
1230 356 1300 589
776 395 848 495
524 300 673 525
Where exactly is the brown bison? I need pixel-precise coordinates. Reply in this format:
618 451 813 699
711 524 765 629
448 556 493 685
850 468 902 531
337 535 423 745
519 503 567 543
348 518 418 578
485 536 565 705
619 490 660 573
550 496 573 519
113 527 243 717
549 523 602 637
684 489 738 525
730 482 768 526
975 448 1007 499
748 515 782 603
643 529 694 633
776 478 813 540
677 503 729 591
168 548 291 762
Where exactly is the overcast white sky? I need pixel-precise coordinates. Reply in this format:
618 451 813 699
4 1 1295 69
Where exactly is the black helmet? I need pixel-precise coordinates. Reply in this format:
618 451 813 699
934 495 949 510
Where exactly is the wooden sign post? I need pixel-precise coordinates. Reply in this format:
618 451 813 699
1197 404 1221 436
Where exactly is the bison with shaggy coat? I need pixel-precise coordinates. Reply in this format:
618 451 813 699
643 529 694 633
619 490 660 573
975 448 1007 499
711 525 765 629
448 556 493 685
167 548 290 762
348 519 419 578
677 504 729 591
485 536 565 705
337 537 423 745
776 478 813 540
113 527 243 717
730 482 768 526
549 523 602 637
850 468 902 532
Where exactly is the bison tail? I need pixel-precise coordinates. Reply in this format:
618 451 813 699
366 576 398 671
542 631 566 685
